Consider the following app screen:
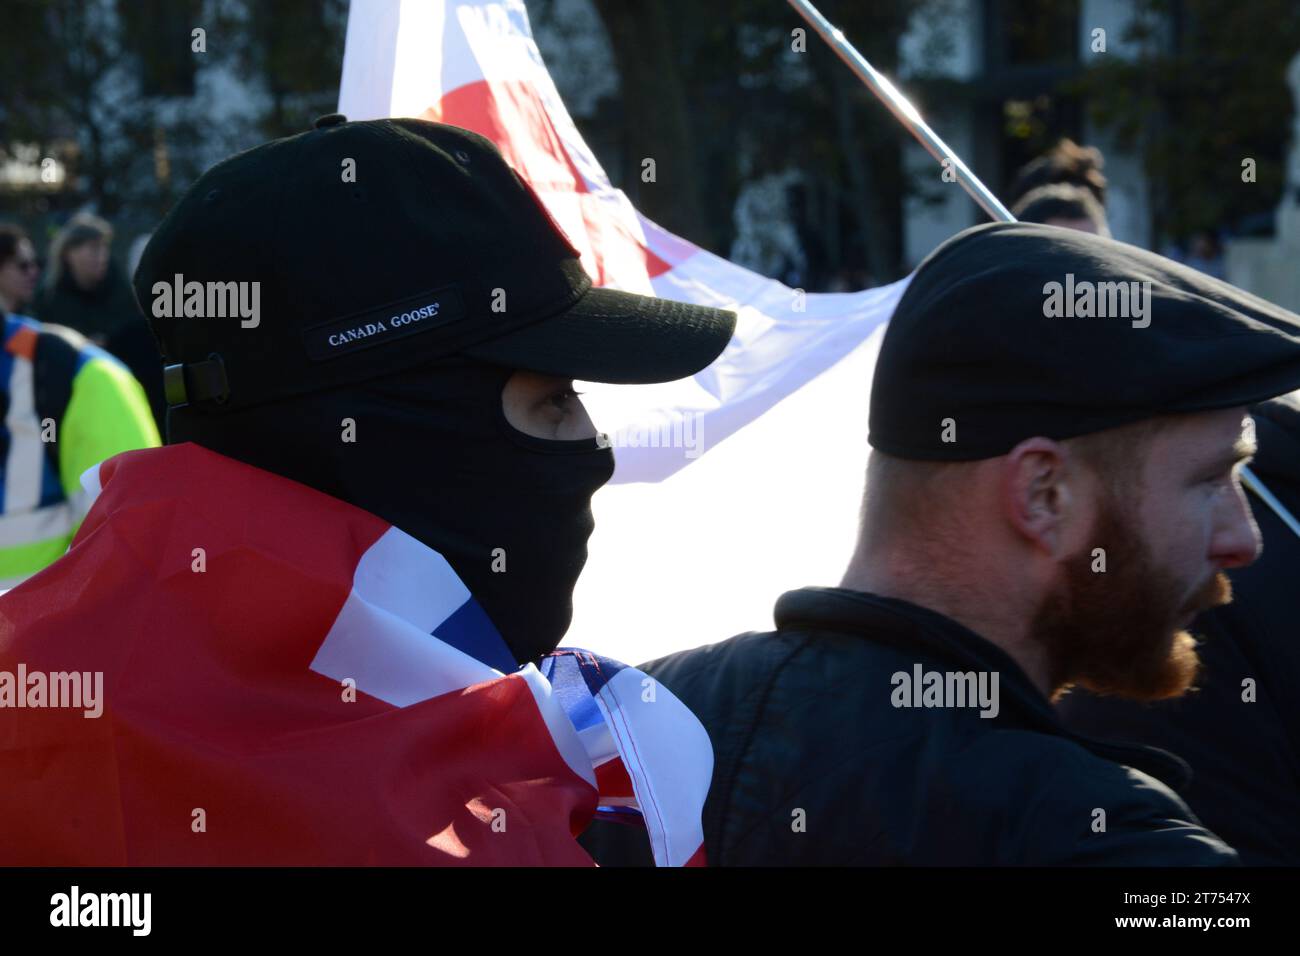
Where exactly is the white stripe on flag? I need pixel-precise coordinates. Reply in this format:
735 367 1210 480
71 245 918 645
79 461 104 500
594 666 712 868
351 526 471 632
310 526 498 705
517 664 598 789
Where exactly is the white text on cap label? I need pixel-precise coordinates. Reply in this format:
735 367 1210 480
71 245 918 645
302 286 467 361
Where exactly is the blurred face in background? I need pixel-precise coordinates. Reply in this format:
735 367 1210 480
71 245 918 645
0 238 39 312
66 237 111 290
1190 233 1217 260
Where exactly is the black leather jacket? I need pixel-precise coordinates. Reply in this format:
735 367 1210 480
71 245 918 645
584 588 1238 866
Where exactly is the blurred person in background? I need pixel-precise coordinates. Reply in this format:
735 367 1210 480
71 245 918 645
1011 183 1110 237
3 219 159 583
0 224 40 316
34 213 167 430
1007 137 1107 209
0 315 159 586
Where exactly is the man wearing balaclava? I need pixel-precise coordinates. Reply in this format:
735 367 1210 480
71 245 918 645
173 357 619 669
0 116 734 866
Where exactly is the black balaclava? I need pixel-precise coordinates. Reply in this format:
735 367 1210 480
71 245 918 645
168 356 616 667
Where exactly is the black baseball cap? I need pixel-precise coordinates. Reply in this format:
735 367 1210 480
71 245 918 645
870 222 1300 460
135 115 736 411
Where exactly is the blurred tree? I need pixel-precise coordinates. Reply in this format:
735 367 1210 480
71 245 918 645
219 0 350 138
1077 0 1300 242
0 0 346 234
590 0 710 244
587 0 953 284
0 0 206 223
3 0 961 288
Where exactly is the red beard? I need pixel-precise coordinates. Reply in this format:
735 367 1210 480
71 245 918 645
1032 494 1231 702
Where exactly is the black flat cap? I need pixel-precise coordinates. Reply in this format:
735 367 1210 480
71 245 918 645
869 222 1300 461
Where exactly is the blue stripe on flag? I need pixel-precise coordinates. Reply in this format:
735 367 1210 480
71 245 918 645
431 597 517 674
594 805 645 823
540 653 605 732
552 647 627 696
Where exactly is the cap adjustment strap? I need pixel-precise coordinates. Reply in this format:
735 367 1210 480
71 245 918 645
163 354 230 407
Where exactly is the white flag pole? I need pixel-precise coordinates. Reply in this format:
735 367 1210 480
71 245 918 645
1240 466 1300 538
786 0 1013 222
788 0 1300 539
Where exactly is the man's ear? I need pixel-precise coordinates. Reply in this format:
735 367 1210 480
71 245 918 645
1001 437 1071 555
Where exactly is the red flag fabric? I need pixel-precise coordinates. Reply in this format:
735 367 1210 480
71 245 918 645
0 444 599 865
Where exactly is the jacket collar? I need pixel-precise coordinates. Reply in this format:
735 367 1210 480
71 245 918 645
774 586 1194 791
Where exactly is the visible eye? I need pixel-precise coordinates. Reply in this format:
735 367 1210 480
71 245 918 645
1200 466 1240 492
547 386 583 413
